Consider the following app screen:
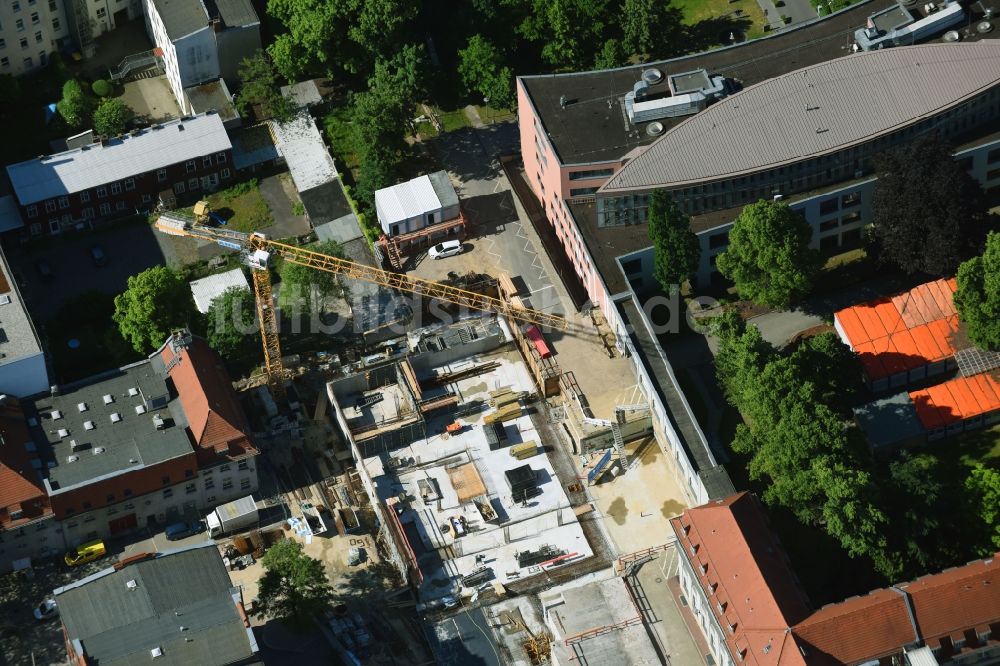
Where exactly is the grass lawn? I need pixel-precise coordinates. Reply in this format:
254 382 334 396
207 180 272 233
437 109 471 133
671 0 768 42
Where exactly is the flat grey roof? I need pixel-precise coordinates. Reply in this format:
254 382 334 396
669 69 712 94
427 170 459 210
28 360 193 492
150 0 210 40
207 0 257 27
870 4 913 32
854 392 925 451
280 80 323 108
271 112 338 193
0 244 44 368
230 124 279 171
601 42 1000 193
55 544 256 666
183 80 238 124
315 213 364 245
7 114 231 205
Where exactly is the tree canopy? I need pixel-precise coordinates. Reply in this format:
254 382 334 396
965 464 1000 554
458 35 516 110
113 266 200 354
954 231 1000 350
872 136 989 276
716 200 822 307
206 286 260 360
253 539 333 627
647 189 700 296
57 80 89 129
278 240 346 315
92 99 133 136
236 51 295 122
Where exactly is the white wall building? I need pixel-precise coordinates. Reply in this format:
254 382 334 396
0 0 70 76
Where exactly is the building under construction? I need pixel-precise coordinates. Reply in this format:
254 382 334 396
326 317 594 606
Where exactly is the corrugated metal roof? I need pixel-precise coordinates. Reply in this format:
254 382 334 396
150 0 210 40
835 278 961 382
375 174 443 227
6 114 231 205
600 42 1000 193
427 170 459 210
909 370 1000 429
270 111 337 193
188 268 250 313
212 0 257 27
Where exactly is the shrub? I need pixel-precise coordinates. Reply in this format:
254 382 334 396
92 79 113 98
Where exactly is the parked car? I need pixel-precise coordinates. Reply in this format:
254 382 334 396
33 598 58 621
64 539 106 567
165 520 207 541
89 245 108 266
35 260 53 279
428 240 463 259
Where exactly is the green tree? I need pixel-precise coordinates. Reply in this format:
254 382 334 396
621 0 684 56
872 136 989 276
354 150 394 214
593 39 626 69
716 200 822 307
711 310 775 408
954 231 1000 350
789 332 863 413
113 266 199 354
965 464 1000 553
881 452 947 574
91 79 113 97
253 539 333 627
458 35 516 110
206 286 260 360
266 0 349 79
236 51 295 122
92 98 133 136
647 189 699 296
278 240 346 314
348 0 419 62
57 79 89 129
367 44 427 115
518 0 610 69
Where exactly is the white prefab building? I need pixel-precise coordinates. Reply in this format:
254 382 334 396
189 267 250 313
375 171 460 237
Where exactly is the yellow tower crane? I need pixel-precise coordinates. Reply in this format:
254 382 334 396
155 212 575 394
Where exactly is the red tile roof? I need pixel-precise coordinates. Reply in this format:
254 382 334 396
791 589 916 664
0 399 52 528
670 492 812 666
159 335 256 464
908 370 1000 430
902 556 1000 645
834 278 962 381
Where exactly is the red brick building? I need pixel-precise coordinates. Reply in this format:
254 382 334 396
5 113 233 238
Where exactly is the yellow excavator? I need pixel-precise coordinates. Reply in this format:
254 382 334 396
155 210 575 394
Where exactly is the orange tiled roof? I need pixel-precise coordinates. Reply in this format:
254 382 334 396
791 588 916 664
902 556 1000 646
835 278 961 381
0 400 52 528
159 337 256 459
670 492 812 666
909 371 1000 429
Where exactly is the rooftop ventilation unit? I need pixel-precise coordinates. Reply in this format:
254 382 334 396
646 121 665 136
51 410 62 420
70 439 83 450
127 579 138 590
103 394 114 405
66 455 78 463
128 387 139 397
111 412 121 423
153 414 165 430
151 647 162 658
57 428 69 438
135 405 146 415
84 421 95 431
93 447 105 455
77 402 88 412
642 68 664 85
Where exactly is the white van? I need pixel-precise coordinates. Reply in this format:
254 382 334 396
428 240 463 259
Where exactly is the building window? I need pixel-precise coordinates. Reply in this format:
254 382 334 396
97 186 107 198
222 478 233 490
819 219 838 233
987 167 1000 181
988 148 1000 164
185 160 195 173
207 496 216 504
173 181 186 194
841 211 862 225
30 11 37 23
12 1 20 11
26 205 37 217
115 201 126 211
99 203 110 215
110 182 122 195
16 19 24 31
157 168 167 182
568 168 614 181
819 198 839 216
221 168 230 179
569 187 598 197
95 6 105 16
216 152 226 164
163 488 173 498
240 478 251 490
58 195 69 209
29 222 40 235
204 476 214 489
188 178 199 190
48 0 54 8
83 516 95 523
80 190 90 202
48 218 59 233
82 208 94 219
0 57 7 68
19 37 28 48
220 464 231 472
0 38 5 49
51 16 58 30
125 177 135 191
238 460 249 471
141 194 152 203
708 231 729 249
202 156 212 167
33 30 41 43
107 507 117 515
185 483 196 494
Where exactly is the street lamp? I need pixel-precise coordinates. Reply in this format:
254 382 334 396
483 96 491 125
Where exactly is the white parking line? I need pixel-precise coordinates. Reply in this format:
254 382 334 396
530 284 554 294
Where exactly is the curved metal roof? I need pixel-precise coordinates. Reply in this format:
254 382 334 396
599 42 1000 194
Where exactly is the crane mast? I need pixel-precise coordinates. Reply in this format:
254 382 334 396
156 213 571 392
